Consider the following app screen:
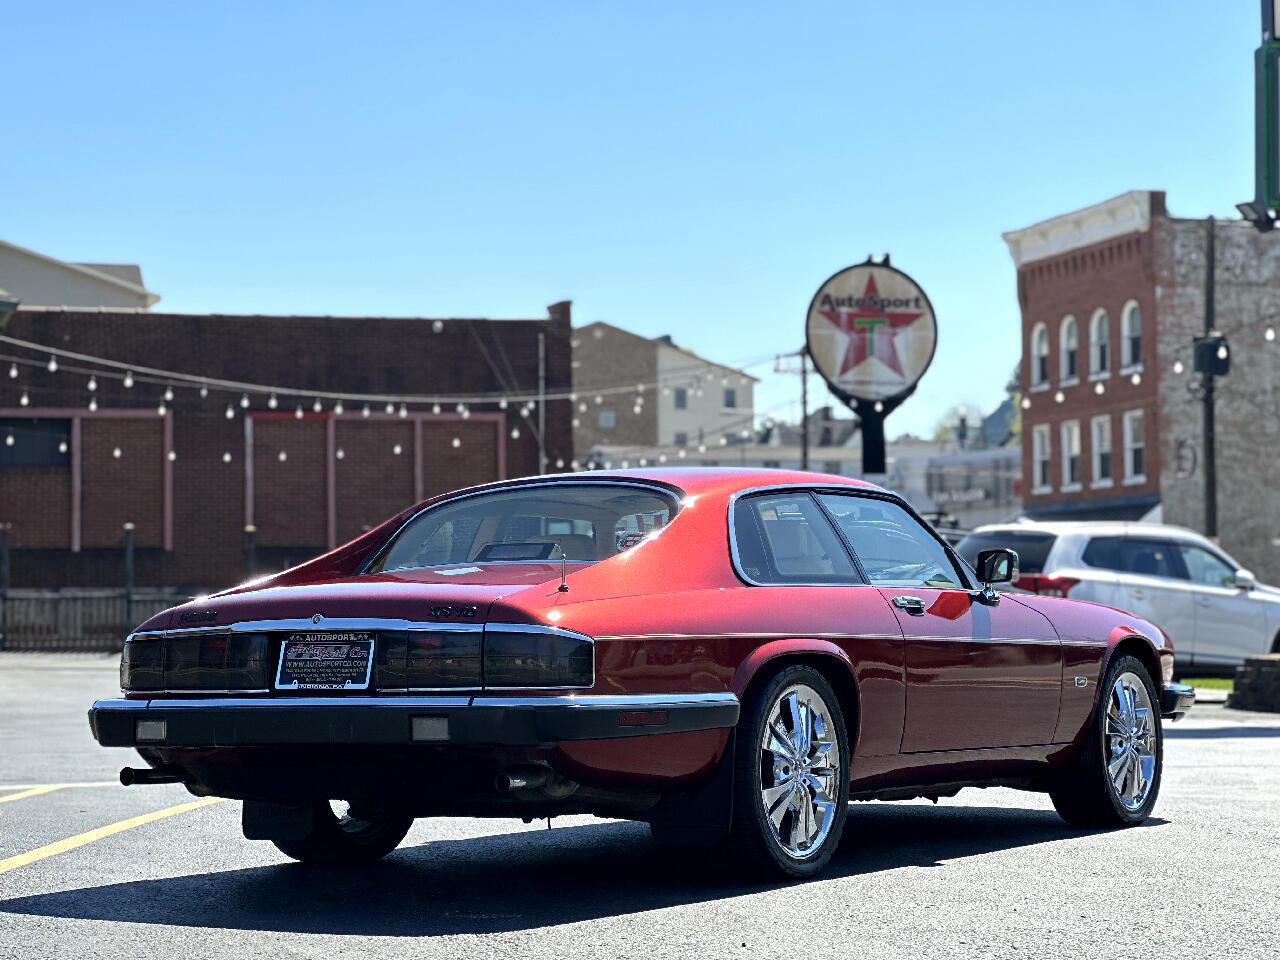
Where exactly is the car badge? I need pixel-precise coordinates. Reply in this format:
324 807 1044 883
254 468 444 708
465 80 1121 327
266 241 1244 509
311 613 324 624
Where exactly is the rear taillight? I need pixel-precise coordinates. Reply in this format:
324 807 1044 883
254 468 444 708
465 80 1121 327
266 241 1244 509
121 633 267 692
1017 574 1080 597
482 625 594 689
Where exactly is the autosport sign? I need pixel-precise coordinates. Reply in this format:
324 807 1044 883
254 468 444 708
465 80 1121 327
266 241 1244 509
805 262 937 404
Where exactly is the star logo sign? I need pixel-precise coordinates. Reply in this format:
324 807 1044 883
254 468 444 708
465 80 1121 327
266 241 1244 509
819 274 923 378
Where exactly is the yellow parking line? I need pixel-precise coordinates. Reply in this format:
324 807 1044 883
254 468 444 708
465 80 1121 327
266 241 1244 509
0 786 66 805
0 796 224 876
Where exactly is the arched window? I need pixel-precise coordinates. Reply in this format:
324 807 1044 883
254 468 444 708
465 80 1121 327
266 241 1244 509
1060 316 1078 381
1121 300 1142 370
1090 309 1110 375
1031 322 1050 388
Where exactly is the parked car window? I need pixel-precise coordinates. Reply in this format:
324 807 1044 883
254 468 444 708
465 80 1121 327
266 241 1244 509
1178 544 1236 588
956 531 1056 574
732 493 859 584
373 484 677 571
1083 536 1182 579
817 494 961 589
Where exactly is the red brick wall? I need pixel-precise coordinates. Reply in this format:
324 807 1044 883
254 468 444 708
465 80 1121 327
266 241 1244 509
1017 231 1161 515
1 304 572 590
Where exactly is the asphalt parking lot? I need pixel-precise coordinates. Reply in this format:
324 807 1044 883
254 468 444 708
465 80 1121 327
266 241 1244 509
0 653 1276 960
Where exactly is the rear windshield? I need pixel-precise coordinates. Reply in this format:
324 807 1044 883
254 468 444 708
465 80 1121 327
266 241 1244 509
371 483 677 572
955 531 1057 574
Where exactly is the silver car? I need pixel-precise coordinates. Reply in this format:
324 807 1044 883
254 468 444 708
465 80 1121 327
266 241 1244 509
957 521 1280 671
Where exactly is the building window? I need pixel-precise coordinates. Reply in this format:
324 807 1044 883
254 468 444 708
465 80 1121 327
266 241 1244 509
1121 300 1142 370
1032 424 1052 493
1091 415 1112 487
1090 309 1110 376
673 387 688 410
674 431 688 447
599 411 615 429
1030 323 1050 389
723 388 737 409
1123 410 1145 483
1060 316 1078 383
0 418 72 467
1061 420 1081 490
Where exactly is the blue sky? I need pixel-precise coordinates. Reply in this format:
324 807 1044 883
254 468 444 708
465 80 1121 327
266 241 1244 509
1 2 1262 437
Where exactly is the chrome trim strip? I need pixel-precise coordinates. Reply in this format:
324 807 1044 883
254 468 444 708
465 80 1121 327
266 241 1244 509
100 692 737 711
129 618 487 641
362 478 685 575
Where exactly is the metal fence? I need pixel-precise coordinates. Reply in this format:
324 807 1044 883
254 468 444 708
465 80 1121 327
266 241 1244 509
0 590 187 651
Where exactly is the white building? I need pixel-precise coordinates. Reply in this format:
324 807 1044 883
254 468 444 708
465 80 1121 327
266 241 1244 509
0 240 160 312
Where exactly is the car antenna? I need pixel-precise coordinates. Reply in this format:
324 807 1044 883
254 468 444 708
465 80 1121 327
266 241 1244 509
557 546 569 593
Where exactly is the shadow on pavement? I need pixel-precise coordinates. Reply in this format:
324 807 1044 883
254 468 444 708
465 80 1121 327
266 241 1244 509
0 803 1153 936
1165 725 1280 739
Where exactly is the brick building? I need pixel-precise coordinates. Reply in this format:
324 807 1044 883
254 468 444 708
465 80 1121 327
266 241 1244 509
0 303 574 590
1004 190 1280 582
571 322 757 456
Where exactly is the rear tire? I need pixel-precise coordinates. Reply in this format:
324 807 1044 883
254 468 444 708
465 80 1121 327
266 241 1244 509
271 801 413 865
729 664 850 879
1050 654 1163 828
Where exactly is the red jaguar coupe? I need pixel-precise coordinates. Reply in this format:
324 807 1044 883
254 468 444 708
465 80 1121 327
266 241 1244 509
89 469 1194 878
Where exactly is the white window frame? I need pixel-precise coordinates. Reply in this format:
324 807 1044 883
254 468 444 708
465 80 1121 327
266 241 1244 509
1120 299 1143 374
1123 409 1146 484
1032 424 1052 494
673 387 688 410
1089 308 1110 379
1060 420 1082 492
1030 322 1050 391
1059 316 1079 386
599 410 615 429
1090 414 1113 489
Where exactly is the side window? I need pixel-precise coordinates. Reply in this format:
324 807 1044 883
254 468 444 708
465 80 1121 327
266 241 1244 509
1118 538 1182 579
817 494 962 589
732 493 859 584
1082 536 1124 571
1178 545 1236 588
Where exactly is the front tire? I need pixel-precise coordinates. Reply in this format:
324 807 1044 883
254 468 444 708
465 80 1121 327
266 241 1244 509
1050 654 1163 828
730 664 850 879
271 801 413 865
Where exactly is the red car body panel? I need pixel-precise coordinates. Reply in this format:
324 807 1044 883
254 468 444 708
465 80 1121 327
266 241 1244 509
117 467 1176 805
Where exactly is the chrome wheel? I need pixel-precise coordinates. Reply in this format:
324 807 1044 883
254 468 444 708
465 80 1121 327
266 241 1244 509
1105 671 1157 811
759 682 841 859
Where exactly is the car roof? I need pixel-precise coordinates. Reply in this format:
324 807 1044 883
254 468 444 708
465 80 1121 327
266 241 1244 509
967 519 1221 549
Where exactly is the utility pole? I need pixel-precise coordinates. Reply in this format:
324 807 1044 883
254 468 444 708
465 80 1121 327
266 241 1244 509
1239 0 1280 230
1203 217 1217 538
800 348 810 471
537 331 547 474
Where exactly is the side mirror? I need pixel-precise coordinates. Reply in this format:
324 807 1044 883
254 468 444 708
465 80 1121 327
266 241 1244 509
976 548 1019 585
1234 568 1257 591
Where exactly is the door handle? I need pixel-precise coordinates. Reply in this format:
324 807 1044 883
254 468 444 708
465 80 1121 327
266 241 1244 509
892 596 926 616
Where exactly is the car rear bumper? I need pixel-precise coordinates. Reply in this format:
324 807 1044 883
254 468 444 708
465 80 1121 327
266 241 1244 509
1160 682 1195 720
88 692 740 748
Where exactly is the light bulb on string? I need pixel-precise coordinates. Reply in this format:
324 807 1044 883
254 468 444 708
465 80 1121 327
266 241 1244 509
124 372 134 389
47 356 58 373
112 447 122 459
385 402 395 415
555 458 565 469
225 404 235 420
222 452 232 464
278 451 287 462
58 441 68 454
88 376 97 392
157 402 167 416
398 404 407 418
432 403 441 415
336 448 345 460
167 450 177 462
294 405 304 420
200 385 208 398
451 437 461 449
313 398 323 413
333 400 344 415
1266 327 1276 342
240 394 250 409
1173 361 1184 375
461 406 471 419
20 389 30 406
88 397 98 412
361 404 371 418
163 387 174 403
499 398 508 409
4 433 13 447
677 449 687 459
393 444 403 455
7 363 16 379
267 393 278 409
510 427 520 439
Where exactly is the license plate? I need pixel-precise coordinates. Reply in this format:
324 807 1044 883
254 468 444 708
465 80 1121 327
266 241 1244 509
276 633 374 690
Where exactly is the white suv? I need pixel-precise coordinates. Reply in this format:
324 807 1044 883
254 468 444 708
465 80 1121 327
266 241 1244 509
956 521 1280 671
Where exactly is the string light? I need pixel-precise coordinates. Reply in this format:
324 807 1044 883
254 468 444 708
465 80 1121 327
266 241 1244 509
1094 383 1105 395
460 406 471 419
1130 373 1141 386
313 398 323 413
333 400 343 415
268 393 279 409
88 397 98 412
398 403 407 418
19 389 29 406
222 452 232 463
7 363 16 379
697 444 707 453
47 356 58 373
112 447 122 459
451 437 461 448
225 404 235 419
873 400 884 413
594 395 603 404
677 449 687 459
200 385 208 398
167 450 177 462
163 386 174 403
570 459 580 470
638 458 648 467
393 443 403 455
278 451 287 462
362 404 371 417
510 427 520 439
658 454 667 463
431 403 441 415
1054 390 1065 403
124 372 134 389
499 398 508 409
58 441 67 454
1173 361 1184 374
87 376 97 392
240 393 250 409
432 320 444 333
294 405 304 420
1266 327 1276 341
555 458 565 469
385 402 395 415
157 402 167 416
4 433 13 447
1020 397 1031 410
336 448 345 460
